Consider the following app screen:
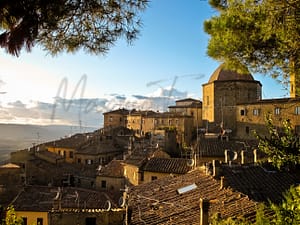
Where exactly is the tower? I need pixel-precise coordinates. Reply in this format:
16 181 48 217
202 64 262 135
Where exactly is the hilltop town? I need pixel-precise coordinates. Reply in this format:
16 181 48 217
1 64 300 225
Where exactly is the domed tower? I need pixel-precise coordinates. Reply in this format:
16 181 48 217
202 64 262 135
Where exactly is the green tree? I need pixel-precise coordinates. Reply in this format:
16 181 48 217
254 114 300 170
204 0 300 95
211 186 300 224
3 206 23 225
0 0 148 56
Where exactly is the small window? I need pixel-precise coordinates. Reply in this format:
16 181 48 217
63 151 66 158
109 116 113 122
69 151 74 159
206 96 209 105
168 120 172 125
77 158 81 163
274 107 280 115
37 218 43 225
151 176 157 181
101 180 107 188
240 109 245 116
22 217 27 225
295 106 300 115
175 119 179 125
246 126 250 135
253 109 260 116
119 117 122 122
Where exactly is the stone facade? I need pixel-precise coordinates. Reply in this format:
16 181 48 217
236 98 300 139
103 108 129 128
202 64 262 136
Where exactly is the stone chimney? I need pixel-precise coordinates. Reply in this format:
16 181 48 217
253 149 257 164
219 176 227 190
241 150 245 165
212 160 221 177
200 198 209 225
224 149 228 163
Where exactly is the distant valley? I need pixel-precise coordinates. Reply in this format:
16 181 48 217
0 123 97 162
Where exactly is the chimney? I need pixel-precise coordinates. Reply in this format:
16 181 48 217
253 149 257 164
219 176 227 190
212 160 220 177
200 198 209 225
224 149 228 163
241 150 245 165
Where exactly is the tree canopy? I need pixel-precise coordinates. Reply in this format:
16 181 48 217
254 114 300 170
0 0 148 56
204 0 300 93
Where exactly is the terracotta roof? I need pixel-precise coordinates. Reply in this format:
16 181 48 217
219 164 300 203
198 138 258 157
168 103 202 109
143 158 192 174
237 97 300 105
124 147 161 167
208 64 254 83
45 133 91 149
76 140 122 155
97 160 125 178
128 169 258 224
12 185 118 212
175 98 201 103
103 108 130 115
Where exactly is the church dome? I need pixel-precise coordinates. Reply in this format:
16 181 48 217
208 64 254 83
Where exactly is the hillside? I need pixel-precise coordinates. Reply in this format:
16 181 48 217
0 123 96 162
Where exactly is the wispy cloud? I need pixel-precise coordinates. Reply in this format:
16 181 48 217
0 87 191 127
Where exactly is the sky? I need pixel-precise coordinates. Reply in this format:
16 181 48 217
0 0 289 128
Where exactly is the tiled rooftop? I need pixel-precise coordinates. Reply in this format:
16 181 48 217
12 185 118 211
219 164 300 203
198 138 258 157
97 160 125 178
142 158 192 174
45 133 92 149
128 169 258 225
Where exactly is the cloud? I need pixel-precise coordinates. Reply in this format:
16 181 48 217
0 87 193 127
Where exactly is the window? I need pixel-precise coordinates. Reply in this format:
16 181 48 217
63 151 66 158
168 120 172 125
240 109 245 116
86 159 93 165
85 217 96 225
274 107 280 115
151 176 157 181
295 106 300 115
246 126 250 135
37 218 43 225
253 109 260 116
109 116 113 122
22 217 27 225
69 151 74 158
77 158 81 163
206 96 209 105
119 117 122 122
175 119 179 125
101 180 107 188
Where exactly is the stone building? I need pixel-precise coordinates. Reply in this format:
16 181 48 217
168 98 202 129
103 108 129 128
202 64 262 136
236 97 300 139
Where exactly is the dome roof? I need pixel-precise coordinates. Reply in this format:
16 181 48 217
208 64 254 83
